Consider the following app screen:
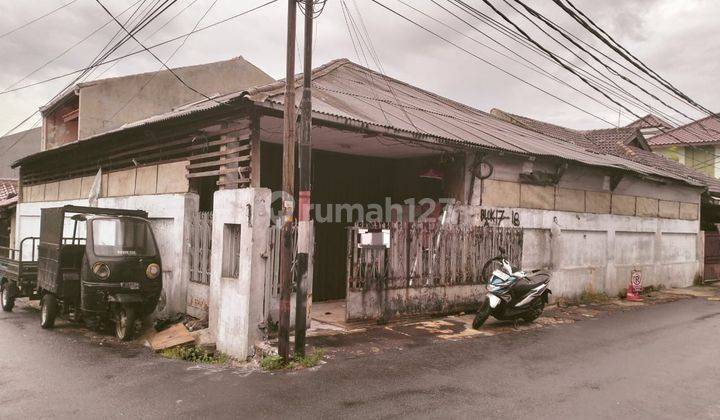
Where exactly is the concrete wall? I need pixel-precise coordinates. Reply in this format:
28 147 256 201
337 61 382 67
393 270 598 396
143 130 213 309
467 156 703 298
21 161 189 203
345 155 703 319
346 284 486 321
15 193 198 315
77 57 273 139
208 188 271 360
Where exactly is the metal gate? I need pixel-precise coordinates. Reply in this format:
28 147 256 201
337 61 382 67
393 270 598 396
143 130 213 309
189 211 213 284
704 232 720 281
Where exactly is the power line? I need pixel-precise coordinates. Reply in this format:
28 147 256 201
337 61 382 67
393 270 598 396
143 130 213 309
1 0 175 139
107 0 220 120
95 0 232 106
554 0 715 118
0 0 80 39
3 0 145 92
0 0 279 97
367 0 615 126
91 0 203 81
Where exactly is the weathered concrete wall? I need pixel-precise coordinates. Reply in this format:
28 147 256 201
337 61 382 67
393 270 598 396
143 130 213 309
346 155 703 320
346 284 486 321
21 161 189 203
15 193 198 315
208 188 271 360
466 156 703 298
77 57 274 139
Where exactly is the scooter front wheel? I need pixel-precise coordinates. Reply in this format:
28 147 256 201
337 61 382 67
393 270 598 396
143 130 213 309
473 300 492 329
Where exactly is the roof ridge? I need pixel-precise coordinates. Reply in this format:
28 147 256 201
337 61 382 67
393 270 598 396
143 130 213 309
244 58 352 98
652 113 719 138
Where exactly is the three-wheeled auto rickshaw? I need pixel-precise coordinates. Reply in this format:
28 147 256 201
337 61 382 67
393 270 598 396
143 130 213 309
36 205 162 340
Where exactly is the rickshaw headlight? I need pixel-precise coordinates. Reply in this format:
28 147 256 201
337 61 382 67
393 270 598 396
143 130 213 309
146 263 160 279
92 262 110 280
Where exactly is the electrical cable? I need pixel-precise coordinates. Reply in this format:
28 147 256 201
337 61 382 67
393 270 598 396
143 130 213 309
0 0 80 39
0 0 280 97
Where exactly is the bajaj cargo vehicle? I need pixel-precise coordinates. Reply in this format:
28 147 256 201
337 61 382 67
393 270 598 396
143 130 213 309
36 205 162 340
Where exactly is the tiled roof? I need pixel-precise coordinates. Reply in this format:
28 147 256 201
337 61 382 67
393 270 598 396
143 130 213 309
491 109 720 194
646 114 720 146
0 178 18 201
625 114 673 130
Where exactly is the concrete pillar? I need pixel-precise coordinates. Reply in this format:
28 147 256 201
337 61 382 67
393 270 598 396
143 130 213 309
208 188 271 360
604 228 616 294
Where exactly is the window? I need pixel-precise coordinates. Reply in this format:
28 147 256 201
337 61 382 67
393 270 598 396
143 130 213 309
92 218 158 257
222 224 242 278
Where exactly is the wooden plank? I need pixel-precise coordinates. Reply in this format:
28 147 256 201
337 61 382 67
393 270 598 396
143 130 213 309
188 145 250 161
186 167 249 179
186 155 250 171
216 178 251 187
149 323 195 351
250 115 261 188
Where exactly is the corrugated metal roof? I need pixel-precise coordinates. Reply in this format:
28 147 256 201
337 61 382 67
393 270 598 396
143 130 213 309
242 59 707 186
12 59 709 189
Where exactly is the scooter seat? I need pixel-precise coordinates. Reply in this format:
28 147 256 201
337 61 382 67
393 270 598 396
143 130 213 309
511 276 548 297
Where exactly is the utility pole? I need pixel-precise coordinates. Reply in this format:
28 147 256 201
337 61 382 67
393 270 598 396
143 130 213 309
295 0 314 357
278 0 297 363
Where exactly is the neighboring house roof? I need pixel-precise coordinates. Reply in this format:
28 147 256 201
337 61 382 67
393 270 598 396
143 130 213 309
625 114 673 130
0 127 42 178
491 109 720 193
646 114 720 147
14 59 708 189
0 178 18 208
0 179 17 200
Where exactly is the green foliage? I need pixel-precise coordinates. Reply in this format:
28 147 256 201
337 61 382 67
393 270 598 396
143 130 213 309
161 346 228 365
260 355 286 371
295 348 325 368
260 348 326 371
580 290 610 304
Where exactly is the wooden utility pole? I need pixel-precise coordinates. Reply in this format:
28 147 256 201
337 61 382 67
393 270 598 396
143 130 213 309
295 0 314 357
278 0 297 363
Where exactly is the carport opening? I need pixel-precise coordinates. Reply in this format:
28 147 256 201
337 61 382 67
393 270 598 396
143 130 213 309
259 119 464 320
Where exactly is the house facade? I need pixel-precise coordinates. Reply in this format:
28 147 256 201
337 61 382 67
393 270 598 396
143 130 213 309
11 59 713 359
0 127 42 250
39 56 273 150
645 114 720 179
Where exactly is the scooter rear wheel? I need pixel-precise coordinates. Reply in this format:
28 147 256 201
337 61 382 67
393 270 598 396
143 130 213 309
522 300 545 323
473 300 492 329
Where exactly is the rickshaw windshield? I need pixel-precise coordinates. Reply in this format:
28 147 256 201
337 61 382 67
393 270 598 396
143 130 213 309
92 218 157 257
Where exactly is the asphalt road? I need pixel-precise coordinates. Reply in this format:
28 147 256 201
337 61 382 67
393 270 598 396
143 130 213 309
2 298 720 419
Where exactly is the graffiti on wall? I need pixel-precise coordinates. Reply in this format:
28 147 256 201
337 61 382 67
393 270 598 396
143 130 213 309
479 208 521 227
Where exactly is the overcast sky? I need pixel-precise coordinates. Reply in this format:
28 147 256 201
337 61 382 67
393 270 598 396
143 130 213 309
0 0 718 136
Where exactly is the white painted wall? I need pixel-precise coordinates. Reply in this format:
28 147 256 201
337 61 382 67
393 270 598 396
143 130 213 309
208 188 271 359
15 193 198 315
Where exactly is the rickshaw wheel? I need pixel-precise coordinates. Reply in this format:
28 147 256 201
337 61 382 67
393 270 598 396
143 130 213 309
41 294 58 329
1 285 14 312
116 306 137 341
